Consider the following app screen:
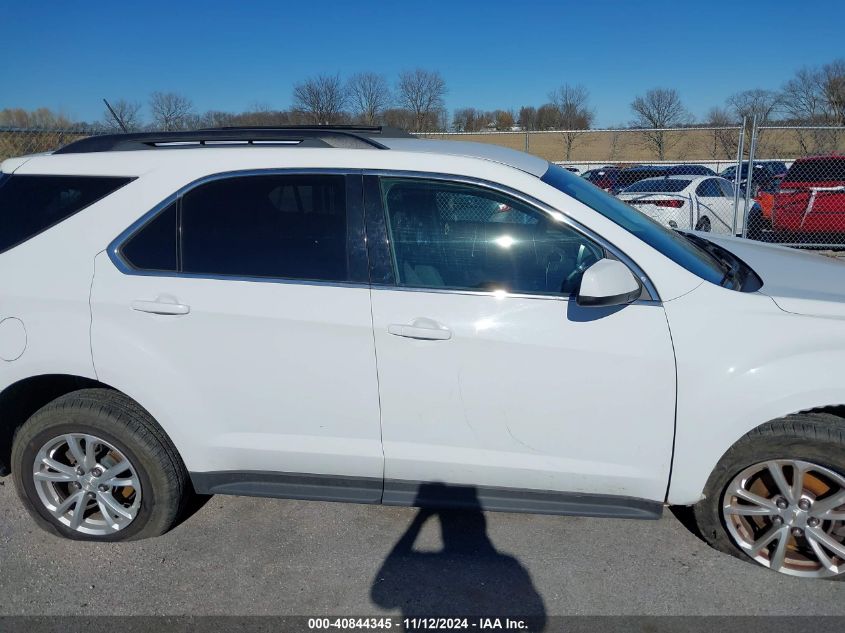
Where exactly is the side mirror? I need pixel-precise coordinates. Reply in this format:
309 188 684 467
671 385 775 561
576 259 642 307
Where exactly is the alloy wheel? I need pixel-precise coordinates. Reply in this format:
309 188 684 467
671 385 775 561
31 433 142 535
722 459 845 578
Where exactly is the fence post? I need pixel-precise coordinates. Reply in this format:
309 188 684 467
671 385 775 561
731 117 746 235
525 128 529 153
741 115 759 239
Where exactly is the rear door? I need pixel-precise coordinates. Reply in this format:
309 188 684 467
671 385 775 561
90 171 384 501
364 174 676 512
695 178 734 233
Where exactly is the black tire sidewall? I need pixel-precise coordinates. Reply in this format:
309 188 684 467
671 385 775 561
13 408 166 542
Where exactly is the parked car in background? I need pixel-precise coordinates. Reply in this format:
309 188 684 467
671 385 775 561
618 175 757 234
563 166 580 174
721 161 787 197
610 164 716 195
771 155 845 241
581 166 622 191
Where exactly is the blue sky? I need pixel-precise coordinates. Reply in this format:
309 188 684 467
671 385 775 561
1 1 842 127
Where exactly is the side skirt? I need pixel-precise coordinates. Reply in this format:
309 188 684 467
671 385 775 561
190 471 663 520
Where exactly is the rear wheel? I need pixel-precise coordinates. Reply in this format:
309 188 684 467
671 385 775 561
695 216 711 232
11 388 188 541
694 413 845 578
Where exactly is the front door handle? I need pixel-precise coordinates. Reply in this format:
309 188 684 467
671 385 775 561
131 298 190 315
388 318 452 341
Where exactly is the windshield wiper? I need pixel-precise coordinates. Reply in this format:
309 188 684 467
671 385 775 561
681 232 741 288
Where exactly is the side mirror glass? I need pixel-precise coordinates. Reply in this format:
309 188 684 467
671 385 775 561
576 259 642 307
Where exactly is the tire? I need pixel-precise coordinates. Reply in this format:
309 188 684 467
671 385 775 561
693 412 845 579
745 204 775 242
695 216 711 232
11 388 188 541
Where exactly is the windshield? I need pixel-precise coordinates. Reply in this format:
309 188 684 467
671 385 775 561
540 163 725 285
622 178 690 193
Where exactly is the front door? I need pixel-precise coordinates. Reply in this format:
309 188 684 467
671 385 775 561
365 175 676 511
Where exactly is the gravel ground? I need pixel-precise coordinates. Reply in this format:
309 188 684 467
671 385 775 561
1 476 844 618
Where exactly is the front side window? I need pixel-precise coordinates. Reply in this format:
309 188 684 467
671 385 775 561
0 174 132 254
380 178 604 296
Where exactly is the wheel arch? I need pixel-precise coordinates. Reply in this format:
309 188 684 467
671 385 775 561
669 404 845 506
0 374 180 476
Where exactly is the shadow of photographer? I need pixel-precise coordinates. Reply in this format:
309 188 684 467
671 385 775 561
371 483 546 631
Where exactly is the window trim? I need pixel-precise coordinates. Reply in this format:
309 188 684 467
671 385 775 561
362 170 659 303
108 169 369 288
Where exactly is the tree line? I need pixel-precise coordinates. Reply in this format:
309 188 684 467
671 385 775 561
0 59 842 151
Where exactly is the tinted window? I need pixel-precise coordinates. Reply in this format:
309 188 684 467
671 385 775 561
181 174 347 281
719 179 736 198
784 159 845 183
540 164 725 286
695 179 723 197
121 202 178 271
0 174 131 254
381 178 604 295
624 178 690 193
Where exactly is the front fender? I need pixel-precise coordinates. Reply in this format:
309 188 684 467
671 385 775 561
665 282 845 504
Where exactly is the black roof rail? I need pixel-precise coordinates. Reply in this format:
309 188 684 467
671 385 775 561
54 126 414 154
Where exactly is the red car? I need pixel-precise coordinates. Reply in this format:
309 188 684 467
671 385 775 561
772 155 845 236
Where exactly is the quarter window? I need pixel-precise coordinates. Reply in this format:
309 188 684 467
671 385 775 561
380 178 604 295
0 174 132 254
121 201 178 271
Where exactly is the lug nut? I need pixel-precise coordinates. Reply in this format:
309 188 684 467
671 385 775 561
807 517 821 528
776 497 789 509
772 516 784 525
798 498 811 511
76 467 85 476
792 527 804 538
98 484 109 493
70 481 81 490
91 468 102 477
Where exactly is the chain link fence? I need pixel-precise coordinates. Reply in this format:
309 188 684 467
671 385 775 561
3 124 845 250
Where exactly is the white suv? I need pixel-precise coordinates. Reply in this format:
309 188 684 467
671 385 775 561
2 126 845 579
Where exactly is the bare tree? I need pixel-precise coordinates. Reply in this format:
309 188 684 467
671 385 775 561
535 103 561 130
705 106 739 159
494 109 515 131
549 84 593 160
630 88 691 159
347 72 390 125
453 107 483 132
292 74 348 125
149 92 194 131
727 89 780 124
102 99 143 131
396 69 447 132
821 58 845 125
518 106 537 130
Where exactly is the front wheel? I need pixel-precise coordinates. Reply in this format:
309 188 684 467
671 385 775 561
694 413 845 579
11 388 189 541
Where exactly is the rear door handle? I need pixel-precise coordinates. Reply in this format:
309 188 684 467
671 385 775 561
388 318 452 341
131 299 190 315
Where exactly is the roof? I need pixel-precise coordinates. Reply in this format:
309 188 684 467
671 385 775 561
378 138 549 177
49 126 551 178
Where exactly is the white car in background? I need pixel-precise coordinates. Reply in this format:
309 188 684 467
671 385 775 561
617 175 757 235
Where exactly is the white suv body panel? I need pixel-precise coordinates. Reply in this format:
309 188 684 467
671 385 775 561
1 143 844 509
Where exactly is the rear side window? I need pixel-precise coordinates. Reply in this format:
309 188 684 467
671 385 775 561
0 174 132 254
695 179 723 197
624 178 689 193
181 174 347 281
784 159 845 183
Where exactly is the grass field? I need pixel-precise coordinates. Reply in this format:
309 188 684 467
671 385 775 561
2 127 843 164
420 128 845 163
